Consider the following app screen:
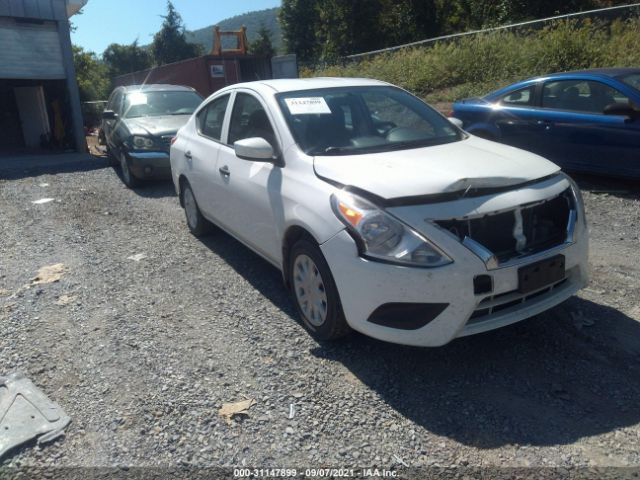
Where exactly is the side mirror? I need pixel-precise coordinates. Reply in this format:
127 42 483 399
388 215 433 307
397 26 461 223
102 110 118 120
603 102 638 119
448 117 464 129
234 137 276 163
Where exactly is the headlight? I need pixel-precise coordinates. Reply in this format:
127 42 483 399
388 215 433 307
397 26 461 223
330 191 453 267
131 136 155 149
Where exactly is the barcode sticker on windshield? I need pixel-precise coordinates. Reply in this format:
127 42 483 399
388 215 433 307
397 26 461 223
284 97 331 115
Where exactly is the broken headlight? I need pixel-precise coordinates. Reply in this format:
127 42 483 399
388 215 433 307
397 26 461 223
331 191 452 267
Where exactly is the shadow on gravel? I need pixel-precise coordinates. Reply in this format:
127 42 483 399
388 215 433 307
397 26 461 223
111 166 177 198
0 154 108 180
195 232 298 319
191 219 640 449
570 172 640 199
311 296 640 448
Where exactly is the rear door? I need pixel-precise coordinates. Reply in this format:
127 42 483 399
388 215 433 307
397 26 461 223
184 93 231 221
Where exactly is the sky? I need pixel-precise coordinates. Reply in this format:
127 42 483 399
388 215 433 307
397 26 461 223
71 0 281 55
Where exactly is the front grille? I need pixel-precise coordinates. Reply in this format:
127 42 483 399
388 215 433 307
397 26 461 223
436 188 573 263
468 277 569 325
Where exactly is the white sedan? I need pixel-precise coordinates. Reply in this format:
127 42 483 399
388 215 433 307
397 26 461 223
170 78 588 347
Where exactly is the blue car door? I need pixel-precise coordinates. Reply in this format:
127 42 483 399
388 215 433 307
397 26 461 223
538 78 640 177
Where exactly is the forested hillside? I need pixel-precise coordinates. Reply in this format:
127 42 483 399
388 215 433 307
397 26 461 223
186 7 282 53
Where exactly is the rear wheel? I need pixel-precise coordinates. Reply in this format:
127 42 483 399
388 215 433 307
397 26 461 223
182 182 212 237
289 239 350 341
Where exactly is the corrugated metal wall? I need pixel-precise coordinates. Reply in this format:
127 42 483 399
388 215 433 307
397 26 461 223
0 17 65 79
0 0 67 21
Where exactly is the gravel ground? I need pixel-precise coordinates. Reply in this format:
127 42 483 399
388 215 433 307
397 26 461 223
1 153 639 478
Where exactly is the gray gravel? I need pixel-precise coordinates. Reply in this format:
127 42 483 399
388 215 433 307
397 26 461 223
1 155 639 476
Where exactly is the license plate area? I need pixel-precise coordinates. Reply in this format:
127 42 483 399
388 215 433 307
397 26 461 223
518 255 565 294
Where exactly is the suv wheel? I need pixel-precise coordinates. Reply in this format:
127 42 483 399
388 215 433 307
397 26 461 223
119 152 140 188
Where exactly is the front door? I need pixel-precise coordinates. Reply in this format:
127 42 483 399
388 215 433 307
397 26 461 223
213 90 283 264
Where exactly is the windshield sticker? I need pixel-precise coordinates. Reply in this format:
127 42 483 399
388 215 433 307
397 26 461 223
127 92 148 105
284 97 331 115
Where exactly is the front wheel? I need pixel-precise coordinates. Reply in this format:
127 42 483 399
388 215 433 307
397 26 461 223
289 239 350 341
119 152 140 188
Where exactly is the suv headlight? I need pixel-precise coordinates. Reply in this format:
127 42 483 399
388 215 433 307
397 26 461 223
131 135 155 150
330 191 453 267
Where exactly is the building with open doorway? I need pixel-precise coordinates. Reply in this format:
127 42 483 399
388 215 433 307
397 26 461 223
0 0 86 154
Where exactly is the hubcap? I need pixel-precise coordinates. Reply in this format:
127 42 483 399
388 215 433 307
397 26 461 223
184 187 198 229
293 254 328 327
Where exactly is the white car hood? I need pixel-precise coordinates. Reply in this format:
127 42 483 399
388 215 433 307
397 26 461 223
313 136 560 199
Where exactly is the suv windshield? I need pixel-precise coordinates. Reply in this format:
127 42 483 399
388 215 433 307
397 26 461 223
123 90 202 119
277 86 462 155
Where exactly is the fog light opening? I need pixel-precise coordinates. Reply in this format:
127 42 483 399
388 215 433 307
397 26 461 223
474 275 493 295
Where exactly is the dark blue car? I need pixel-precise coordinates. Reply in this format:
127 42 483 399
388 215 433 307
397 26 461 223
452 68 640 179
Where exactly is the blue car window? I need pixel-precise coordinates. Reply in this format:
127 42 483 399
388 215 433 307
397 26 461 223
501 87 533 106
542 80 632 114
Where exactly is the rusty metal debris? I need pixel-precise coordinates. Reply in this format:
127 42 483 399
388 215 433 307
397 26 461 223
0 373 71 460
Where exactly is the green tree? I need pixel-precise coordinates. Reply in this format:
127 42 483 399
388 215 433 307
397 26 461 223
151 1 203 66
72 45 110 102
279 0 319 63
102 40 152 79
249 24 276 57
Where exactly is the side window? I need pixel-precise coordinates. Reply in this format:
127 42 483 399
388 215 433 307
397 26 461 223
501 87 534 106
112 91 123 115
542 80 631 114
106 90 121 113
196 94 230 141
228 93 277 148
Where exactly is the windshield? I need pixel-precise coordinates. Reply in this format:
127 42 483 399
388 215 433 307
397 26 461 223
123 91 203 119
618 73 640 92
277 86 462 155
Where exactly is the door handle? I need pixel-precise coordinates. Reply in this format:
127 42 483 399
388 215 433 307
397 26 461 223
184 151 192 160
219 165 230 177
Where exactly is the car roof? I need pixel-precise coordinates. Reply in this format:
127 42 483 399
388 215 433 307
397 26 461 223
218 77 391 95
118 84 197 93
556 67 640 78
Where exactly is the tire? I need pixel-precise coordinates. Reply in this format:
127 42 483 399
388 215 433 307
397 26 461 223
105 144 118 166
289 239 351 341
119 151 140 188
182 182 212 237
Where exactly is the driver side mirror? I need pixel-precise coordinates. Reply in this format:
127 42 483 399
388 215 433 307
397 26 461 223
234 137 280 164
102 110 118 120
603 102 639 120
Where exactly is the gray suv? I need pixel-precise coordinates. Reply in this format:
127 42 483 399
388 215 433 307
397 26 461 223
100 84 202 187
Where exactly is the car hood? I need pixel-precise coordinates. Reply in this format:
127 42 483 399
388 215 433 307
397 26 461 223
313 136 560 200
122 115 191 137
